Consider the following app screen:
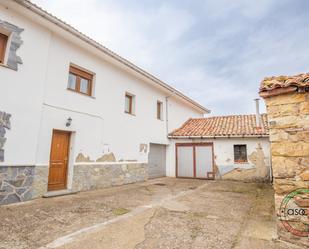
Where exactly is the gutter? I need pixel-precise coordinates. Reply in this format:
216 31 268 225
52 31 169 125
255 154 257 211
13 0 210 114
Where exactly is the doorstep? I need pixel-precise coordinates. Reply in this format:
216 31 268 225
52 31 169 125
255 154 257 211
43 189 79 198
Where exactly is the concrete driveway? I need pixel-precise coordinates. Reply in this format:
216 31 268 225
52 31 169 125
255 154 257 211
0 178 302 249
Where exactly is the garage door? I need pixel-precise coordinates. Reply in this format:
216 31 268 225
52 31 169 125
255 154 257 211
148 143 166 178
176 143 214 179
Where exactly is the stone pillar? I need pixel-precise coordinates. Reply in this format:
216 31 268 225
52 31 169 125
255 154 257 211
262 91 309 247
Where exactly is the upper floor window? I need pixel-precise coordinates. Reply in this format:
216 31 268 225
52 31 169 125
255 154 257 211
125 93 135 115
0 33 8 64
157 101 163 120
234 144 247 163
68 65 93 96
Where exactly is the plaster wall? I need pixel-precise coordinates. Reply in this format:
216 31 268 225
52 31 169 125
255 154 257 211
0 2 204 202
167 137 271 182
0 4 204 167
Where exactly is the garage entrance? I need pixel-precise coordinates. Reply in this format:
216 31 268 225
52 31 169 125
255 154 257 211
148 143 166 178
176 143 214 179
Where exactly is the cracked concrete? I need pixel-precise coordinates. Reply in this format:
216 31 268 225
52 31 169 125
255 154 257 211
0 178 304 249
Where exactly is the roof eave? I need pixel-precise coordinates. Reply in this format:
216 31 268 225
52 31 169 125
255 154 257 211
259 86 297 98
168 135 269 139
11 0 209 114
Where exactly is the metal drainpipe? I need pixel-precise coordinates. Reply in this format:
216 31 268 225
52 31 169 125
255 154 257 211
165 96 170 135
254 98 261 127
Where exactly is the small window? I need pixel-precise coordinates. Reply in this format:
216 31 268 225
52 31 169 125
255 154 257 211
67 65 93 96
157 101 163 120
234 145 247 163
125 93 135 114
0 33 8 64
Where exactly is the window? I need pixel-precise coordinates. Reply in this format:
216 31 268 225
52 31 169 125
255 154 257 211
157 101 163 120
0 33 8 64
125 93 135 114
234 145 247 163
67 65 93 96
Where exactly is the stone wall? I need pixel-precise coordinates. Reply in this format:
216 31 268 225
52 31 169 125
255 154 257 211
0 163 148 205
0 19 24 70
0 166 48 205
31 166 49 199
264 92 309 247
72 163 148 192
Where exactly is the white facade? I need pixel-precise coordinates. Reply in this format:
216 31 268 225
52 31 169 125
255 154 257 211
0 1 207 187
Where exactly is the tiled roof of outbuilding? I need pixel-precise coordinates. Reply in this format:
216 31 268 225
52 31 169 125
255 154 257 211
169 114 269 138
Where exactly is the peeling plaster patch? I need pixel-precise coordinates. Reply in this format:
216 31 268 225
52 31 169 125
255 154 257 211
96 153 116 162
220 143 269 182
213 163 221 179
248 143 266 168
75 153 94 163
139 144 148 153
248 143 269 179
0 19 24 70
0 111 11 162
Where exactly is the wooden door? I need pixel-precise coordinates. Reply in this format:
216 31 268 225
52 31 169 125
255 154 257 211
48 130 70 191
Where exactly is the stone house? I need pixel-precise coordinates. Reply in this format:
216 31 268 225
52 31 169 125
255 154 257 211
259 73 309 247
0 0 209 205
168 114 271 181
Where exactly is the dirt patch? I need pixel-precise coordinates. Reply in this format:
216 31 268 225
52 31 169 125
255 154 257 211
0 179 294 249
112 207 130 216
153 183 166 186
0 178 205 249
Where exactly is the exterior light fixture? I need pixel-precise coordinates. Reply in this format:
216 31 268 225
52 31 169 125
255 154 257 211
66 117 72 127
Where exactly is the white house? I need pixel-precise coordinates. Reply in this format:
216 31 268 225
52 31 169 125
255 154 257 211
168 114 271 182
0 0 209 205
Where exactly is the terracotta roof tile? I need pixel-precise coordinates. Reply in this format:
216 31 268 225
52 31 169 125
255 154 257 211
169 114 268 137
260 73 309 92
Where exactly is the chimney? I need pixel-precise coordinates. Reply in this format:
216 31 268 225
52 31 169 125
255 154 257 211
254 98 261 128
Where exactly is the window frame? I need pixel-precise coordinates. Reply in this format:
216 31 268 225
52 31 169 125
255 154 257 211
0 32 9 65
67 65 94 96
233 144 248 163
157 101 163 120
125 93 135 115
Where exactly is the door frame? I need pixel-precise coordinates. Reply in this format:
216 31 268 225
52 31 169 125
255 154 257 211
175 142 215 179
48 129 71 191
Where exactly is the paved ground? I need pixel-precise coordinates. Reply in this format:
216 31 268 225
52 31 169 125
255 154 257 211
0 178 303 249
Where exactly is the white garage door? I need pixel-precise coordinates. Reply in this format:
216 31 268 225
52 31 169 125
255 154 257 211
148 143 166 178
176 143 214 179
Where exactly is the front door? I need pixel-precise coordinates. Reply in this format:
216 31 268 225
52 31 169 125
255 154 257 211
48 130 70 191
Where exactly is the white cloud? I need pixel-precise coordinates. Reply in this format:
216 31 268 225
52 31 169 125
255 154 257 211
31 0 309 115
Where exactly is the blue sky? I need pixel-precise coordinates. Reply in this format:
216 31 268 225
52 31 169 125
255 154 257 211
33 0 309 115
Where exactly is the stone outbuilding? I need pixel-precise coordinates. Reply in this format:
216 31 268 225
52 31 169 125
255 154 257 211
259 73 309 247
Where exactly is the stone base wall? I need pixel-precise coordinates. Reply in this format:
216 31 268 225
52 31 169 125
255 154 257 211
0 166 48 205
265 92 309 247
0 163 148 205
31 166 49 199
72 163 148 192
